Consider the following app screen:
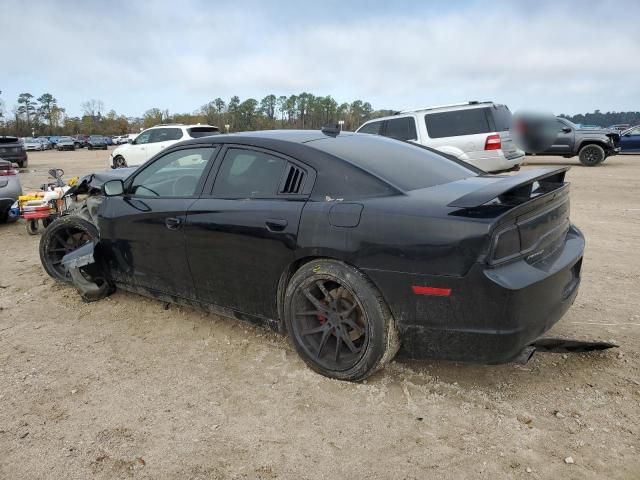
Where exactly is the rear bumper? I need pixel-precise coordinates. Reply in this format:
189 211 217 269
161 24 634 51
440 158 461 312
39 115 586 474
0 151 28 165
364 225 585 363
462 150 525 173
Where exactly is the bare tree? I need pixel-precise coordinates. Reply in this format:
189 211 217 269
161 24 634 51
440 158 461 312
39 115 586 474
81 99 105 118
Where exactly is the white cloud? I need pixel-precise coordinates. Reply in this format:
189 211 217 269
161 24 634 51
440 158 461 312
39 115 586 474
1 0 638 116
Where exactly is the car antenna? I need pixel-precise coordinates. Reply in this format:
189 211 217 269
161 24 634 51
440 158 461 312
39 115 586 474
321 124 340 137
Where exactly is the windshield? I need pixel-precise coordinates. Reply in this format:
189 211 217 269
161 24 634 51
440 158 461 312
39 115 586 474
310 134 479 191
59 137 72 141
559 118 579 129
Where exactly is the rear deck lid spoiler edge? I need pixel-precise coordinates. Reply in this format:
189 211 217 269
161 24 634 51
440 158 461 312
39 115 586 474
447 167 570 209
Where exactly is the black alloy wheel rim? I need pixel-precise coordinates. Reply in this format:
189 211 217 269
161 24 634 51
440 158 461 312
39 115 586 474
583 146 601 164
292 278 369 371
114 157 126 168
47 226 94 280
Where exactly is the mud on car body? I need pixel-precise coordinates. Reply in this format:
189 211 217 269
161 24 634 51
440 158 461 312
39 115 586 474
42 130 592 381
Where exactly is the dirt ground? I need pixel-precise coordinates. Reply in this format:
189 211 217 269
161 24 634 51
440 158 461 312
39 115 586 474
1 147 639 480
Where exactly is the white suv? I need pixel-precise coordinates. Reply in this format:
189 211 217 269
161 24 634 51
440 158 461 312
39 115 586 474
356 102 524 172
110 124 220 168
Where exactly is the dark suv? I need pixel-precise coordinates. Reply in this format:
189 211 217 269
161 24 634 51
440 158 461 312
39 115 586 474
0 136 28 168
531 117 621 166
87 135 108 150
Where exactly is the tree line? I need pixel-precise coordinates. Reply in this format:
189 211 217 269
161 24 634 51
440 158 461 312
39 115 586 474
560 110 640 128
1 89 637 137
0 90 394 137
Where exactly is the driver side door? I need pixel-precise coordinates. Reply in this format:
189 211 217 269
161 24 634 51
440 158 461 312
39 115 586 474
126 129 154 166
546 119 575 154
620 127 640 152
99 146 218 300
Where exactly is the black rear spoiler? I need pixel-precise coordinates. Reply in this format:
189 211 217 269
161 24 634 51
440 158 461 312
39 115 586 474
448 167 570 209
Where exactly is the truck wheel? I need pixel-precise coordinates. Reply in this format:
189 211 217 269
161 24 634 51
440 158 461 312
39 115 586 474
284 259 400 381
578 144 605 166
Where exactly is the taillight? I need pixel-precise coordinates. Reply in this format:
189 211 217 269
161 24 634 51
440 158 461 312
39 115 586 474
491 226 521 263
0 166 17 176
485 134 502 150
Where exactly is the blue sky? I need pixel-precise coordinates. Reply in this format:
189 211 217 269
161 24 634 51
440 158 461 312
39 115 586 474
1 0 638 117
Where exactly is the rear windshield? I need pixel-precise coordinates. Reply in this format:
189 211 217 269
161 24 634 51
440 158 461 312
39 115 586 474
425 105 513 138
0 137 20 144
309 134 478 191
188 126 220 138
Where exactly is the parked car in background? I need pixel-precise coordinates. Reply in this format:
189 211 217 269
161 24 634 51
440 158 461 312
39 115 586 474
0 159 22 223
37 137 52 149
619 126 640 153
57 136 76 151
608 124 631 133
121 133 138 144
87 135 108 150
23 137 46 151
73 134 89 148
48 136 61 148
356 101 524 172
109 124 220 168
0 136 28 168
105 136 114 146
530 117 621 166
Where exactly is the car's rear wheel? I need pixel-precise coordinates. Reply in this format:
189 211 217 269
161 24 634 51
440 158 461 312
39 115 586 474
284 259 399 381
39 216 99 283
113 155 127 168
578 144 605 166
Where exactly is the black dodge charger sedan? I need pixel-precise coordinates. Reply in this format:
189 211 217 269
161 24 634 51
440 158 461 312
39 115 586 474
47 129 584 381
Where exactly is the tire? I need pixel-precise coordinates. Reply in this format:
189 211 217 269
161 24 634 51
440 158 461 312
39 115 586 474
19 159 28 168
39 215 99 283
26 219 40 235
578 144 605 166
284 259 400 381
113 155 127 168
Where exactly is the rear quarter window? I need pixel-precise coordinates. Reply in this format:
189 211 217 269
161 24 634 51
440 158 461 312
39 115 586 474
188 126 220 138
357 121 383 135
384 117 417 141
425 108 491 138
310 134 478 192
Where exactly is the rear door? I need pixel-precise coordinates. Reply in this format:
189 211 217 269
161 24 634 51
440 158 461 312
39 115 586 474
99 146 217 299
184 145 313 319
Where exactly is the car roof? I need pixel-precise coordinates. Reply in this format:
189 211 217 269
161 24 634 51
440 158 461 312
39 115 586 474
358 101 502 127
147 123 219 129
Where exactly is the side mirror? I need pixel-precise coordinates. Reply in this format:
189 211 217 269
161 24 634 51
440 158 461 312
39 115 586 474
561 127 572 133
127 139 134 144
103 179 124 196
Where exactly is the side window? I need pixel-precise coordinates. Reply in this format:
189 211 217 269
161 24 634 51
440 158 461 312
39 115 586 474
149 128 183 143
557 119 568 132
384 117 418 141
212 149 286 199
425 109 491 138
358 121 383 135
134 130 152 145
130 147 214 197
629 127 640 136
